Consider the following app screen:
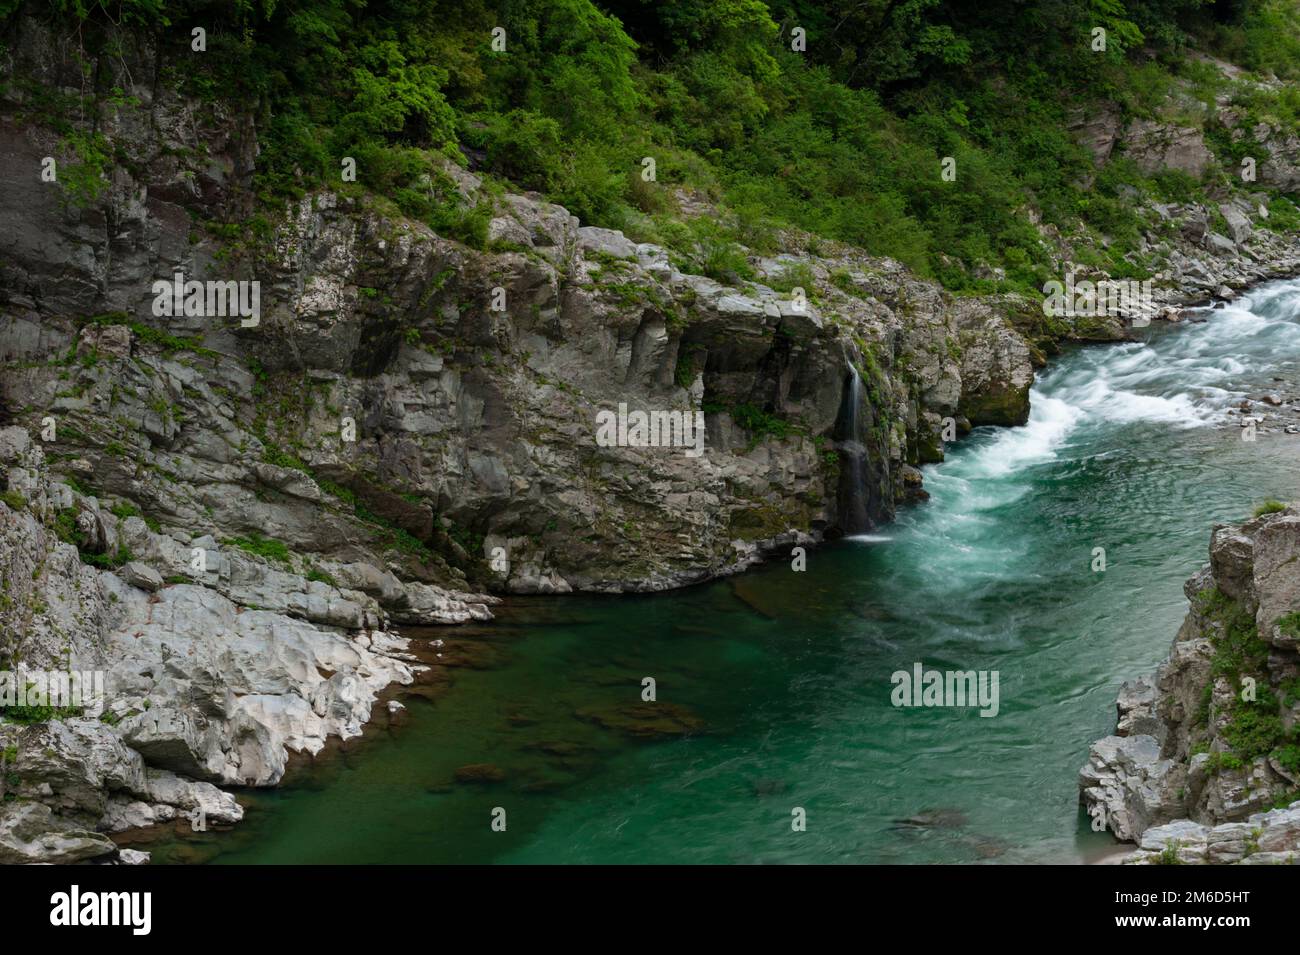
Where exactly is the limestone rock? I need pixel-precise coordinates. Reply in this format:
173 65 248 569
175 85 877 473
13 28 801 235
0 802 117 864
120 561 163 592
1082 507 1300 857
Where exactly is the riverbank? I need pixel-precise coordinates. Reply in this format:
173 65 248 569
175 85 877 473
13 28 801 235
1080 499 1300 863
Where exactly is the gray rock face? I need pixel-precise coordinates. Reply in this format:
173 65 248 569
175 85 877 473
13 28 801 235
577 226 639 260
0 428 421 856
0 802 116 865
1079 734 1184 842
1062 100 1300 308
1068 104 1123 165
1121 120 1215 178
1205 231 1237 255
1253 121 1300 192
1115 676 1162 739
2 15 1295 599
102 583 419 786
1127 806 1300 864
1081 507 1300 861
7 720 146 817
0 9 1048 596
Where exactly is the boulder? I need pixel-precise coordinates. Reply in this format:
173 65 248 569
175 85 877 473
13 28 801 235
1219 204 1252 245
0 802 117 864
120 561 164 592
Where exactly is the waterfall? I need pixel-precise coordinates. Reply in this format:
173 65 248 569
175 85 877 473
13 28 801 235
836 358 872 533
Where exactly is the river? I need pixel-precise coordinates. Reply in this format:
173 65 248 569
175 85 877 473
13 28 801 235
145 278 1300 864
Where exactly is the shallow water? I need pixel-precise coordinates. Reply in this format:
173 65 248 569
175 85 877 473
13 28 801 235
147 279 1300 864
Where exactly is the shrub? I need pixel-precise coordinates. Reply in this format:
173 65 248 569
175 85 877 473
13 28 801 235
228 534 292 565
768 262 817 294
306 567 338 587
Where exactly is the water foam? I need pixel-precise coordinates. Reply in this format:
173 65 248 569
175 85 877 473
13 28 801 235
956 394 1082 479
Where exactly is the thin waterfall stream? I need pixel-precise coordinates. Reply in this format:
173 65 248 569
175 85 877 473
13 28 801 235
836 357 872 534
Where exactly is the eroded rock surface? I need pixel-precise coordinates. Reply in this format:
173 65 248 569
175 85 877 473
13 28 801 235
0 430 456 860
1081 507 1300 863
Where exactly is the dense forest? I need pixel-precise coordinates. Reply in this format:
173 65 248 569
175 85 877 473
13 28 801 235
12 1 1300 292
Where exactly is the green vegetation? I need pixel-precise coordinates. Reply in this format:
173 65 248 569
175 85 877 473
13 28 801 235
1155 840 1184 865
28 0 1300 294
79 312 216 359
80 545 133 570
262 446 310 473
1194 587 1300 776
305 567 338 587
768 262 817 295
51 506 133 568
1253 499 1288 517
0 490 26 510
54 130 112 208
1278 613 1300 646
674 349 700 389
227 533 293 565
730 402 795 444
109 500 161 532
354 500 438 561
0 694 83 724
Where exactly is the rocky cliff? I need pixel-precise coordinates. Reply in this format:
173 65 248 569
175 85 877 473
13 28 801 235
3 11 1300 863
4 15 1299 600
1081 506 1300 863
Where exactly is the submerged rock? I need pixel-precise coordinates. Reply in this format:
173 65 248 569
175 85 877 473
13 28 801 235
433 640 505 670
454 763 507 784
575 702 705 739
748 778 788 797
958 832 1008 860
729 576 788 620
891 808 970 830
526 740 595 758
